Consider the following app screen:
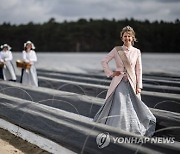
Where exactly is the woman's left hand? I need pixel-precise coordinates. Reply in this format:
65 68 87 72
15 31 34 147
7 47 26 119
136 88 141 94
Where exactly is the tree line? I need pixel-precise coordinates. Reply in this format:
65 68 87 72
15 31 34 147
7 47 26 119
0 18 180 53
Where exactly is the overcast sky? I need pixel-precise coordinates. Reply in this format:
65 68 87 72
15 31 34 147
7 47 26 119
0 0 180 24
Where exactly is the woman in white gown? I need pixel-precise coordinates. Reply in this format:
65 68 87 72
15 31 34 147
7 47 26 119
94 26 156 137
0 44 16 81
20 41 38 87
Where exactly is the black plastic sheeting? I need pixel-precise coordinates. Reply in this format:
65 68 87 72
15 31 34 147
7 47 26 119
37 70 180 113
0 93 180 154
0 70 180 153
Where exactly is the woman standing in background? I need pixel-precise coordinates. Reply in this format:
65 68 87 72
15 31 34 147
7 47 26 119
20 41 38 86
0 44 16 81
94 26 156 137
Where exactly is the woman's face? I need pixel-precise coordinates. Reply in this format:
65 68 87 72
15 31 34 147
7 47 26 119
3 47 8 51
26 43 32 50
122 32 133 46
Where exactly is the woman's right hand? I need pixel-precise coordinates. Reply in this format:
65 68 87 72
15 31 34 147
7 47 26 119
111 71 121 77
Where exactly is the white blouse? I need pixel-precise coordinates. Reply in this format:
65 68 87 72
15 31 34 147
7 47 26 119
22 50 37 64
0 50 13 62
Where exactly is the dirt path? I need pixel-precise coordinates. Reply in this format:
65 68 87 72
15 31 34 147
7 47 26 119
0 128 50 154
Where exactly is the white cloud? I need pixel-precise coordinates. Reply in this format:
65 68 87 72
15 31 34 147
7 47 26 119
0 0 52 24
0 0 179 24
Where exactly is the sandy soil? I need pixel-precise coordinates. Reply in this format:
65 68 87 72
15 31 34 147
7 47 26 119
0 128 50 154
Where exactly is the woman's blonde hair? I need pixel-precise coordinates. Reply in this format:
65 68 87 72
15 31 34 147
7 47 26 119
120 25 137 45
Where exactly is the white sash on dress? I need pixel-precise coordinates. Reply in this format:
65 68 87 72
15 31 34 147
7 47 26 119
115 46 137 92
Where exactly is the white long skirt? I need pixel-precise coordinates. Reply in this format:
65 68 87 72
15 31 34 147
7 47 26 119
3 61 16 81
94 78 156 137
21 65 38 87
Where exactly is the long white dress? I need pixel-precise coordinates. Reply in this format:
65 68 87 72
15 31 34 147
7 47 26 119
94 76 156 137
94 47 156 137
0 50 16 81
21 50 38 87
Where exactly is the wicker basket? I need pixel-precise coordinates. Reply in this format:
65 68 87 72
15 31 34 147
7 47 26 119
16 60 31 69
0 62 4 68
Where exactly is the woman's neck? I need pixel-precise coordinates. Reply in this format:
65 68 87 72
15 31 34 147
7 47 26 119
26 49 31 52
123 44 132 48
